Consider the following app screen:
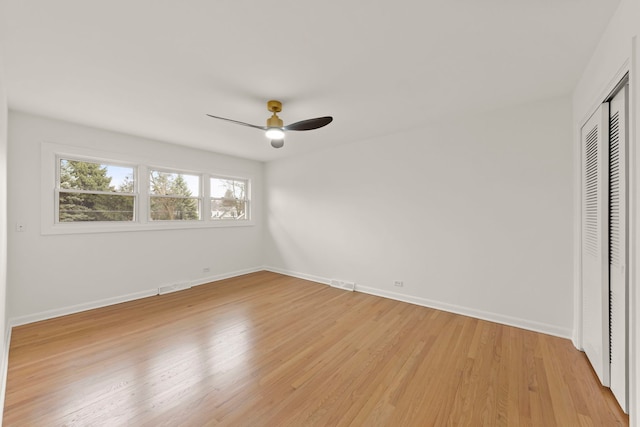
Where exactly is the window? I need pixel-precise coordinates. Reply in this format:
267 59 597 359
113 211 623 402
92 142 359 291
149 170 201 221
210 177 249 220
44 143 254 234
57 158 136 222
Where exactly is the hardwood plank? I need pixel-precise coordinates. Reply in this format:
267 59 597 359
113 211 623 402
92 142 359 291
3 271 629 426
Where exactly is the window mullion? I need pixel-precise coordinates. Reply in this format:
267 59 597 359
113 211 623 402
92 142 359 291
139 164 149 224
203 174 211 222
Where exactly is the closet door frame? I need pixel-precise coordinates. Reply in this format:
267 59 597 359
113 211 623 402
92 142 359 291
576 69 630 349
575 67 634 417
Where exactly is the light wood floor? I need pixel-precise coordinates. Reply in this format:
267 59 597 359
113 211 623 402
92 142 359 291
4 271 628 426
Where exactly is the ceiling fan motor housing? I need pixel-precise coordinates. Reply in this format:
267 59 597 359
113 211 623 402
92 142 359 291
266 100 284 128
267 114 283 128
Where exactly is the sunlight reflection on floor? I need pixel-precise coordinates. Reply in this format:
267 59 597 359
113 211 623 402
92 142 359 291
55 312 255 423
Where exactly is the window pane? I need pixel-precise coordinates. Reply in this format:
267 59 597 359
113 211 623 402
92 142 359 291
59 192 134 222
211 199 247 220
150 170 200 196
150 197 200 221
211 178 246 199
60 159 134 193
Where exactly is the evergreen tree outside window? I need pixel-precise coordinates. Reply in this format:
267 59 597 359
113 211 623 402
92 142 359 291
210 177 249 220
149 170 201 221
58 159 135 222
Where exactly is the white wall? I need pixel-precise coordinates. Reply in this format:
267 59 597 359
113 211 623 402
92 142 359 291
7 111 264 323
265 95 574 337
572 0 639 424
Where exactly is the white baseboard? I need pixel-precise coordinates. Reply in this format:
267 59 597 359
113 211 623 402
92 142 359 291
9 266 264 327
262 266 331 286
264 266 572 339
192 266 264 287
355 285 572 339
9 288 159 327
8 265 573 339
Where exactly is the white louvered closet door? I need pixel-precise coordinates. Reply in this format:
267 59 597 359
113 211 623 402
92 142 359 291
581 103 610 387
609 85 628 413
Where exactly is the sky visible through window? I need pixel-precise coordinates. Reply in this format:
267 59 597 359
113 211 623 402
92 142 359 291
106 165 134 190
211 178 245 198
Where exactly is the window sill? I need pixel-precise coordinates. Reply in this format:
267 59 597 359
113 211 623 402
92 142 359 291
42 219 255 235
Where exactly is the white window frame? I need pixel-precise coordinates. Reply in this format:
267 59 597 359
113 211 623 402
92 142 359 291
55 155 138 224
210 175 251 221
148 167 203 222
41 142 255 235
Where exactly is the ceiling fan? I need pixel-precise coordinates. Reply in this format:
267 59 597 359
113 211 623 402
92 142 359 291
207 100 332 148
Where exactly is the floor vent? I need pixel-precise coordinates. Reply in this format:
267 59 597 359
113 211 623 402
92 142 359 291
330 279 355 292
158 282 192 295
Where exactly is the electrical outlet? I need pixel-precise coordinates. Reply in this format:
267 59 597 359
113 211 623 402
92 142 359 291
16 223 25 232
394 280 403 287
203 267 210 273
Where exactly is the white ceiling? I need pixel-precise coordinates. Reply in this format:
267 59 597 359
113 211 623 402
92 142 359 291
0 0 620 162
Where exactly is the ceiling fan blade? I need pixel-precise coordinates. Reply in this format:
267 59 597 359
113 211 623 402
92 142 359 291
206 114 267 130
284 116 333 131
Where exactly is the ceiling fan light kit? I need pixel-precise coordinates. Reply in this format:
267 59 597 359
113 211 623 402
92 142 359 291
270 139 285 149
265 128 285 140
207 100 332 149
